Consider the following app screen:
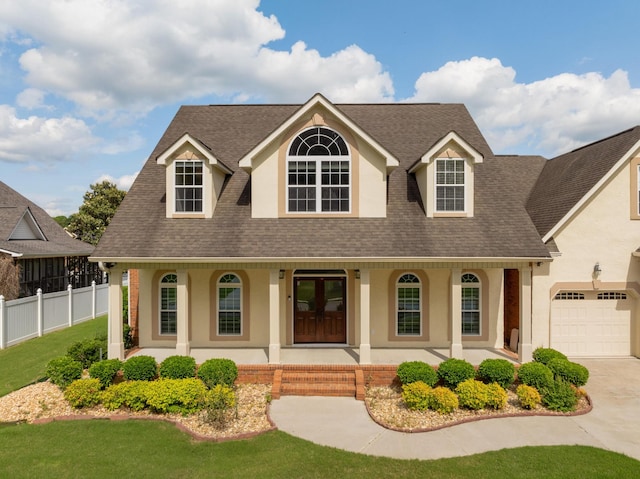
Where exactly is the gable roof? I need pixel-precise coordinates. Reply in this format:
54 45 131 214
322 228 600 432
0 181 94 258
92 99 551 262
527 126 640 240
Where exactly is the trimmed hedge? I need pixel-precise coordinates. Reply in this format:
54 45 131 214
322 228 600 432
45 356 83 389
401 381 432 411
123 355 158 381
88 359 122 389
437 358 475 388
476 358 515 389
428 386 458 414
145 378 207 415
197 359 238 388
397 361 438 387
517 362 554 390
532 347 568 365
159 355 197 380
541 379 579 412
455 379 488 410
486 383 508 410
64 378 102 408
66 337 107 369
547 358 589 387
516 384 541 409
101 381 148 411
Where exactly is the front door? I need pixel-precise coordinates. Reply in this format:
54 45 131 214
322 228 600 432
294 277 346 343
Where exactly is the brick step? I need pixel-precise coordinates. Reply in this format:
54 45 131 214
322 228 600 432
272 367 365 400
281 371 355 384
280 382 356 397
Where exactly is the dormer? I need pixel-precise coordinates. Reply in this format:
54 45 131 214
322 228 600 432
409 131 484 218
239 93 399 218
156 133 232 219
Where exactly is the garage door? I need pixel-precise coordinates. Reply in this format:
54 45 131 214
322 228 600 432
550 291 632 357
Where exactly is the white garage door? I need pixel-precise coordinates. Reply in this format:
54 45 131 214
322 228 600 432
551 291 632 357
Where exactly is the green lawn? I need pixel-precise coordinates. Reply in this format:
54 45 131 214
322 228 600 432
0 422 638 479
0 315 107 396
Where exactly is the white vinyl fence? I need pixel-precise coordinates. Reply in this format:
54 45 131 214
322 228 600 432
0 281 108 349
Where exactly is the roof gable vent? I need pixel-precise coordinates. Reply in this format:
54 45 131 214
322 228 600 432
9 208 47 241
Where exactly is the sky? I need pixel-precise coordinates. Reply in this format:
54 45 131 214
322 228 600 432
1 0 640 216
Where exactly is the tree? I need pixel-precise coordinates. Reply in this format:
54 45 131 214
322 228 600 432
0 255 20 300
53 215 71 228
67 181 126 245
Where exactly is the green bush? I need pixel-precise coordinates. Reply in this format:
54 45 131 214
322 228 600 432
123 355 158 381
45 356 83 389
485 383 508 410
428 386 458 414
541 379 579 412
396 361 438 387
197 358 238 388
455 379 488 410
516 384 541 409
101 381 149 411
64 379 102 408
532 347 568 365
145 378 208 415
547 359 589 387
203 384 237 429
476 358 515 388
66 338 107 369
123 324 134 350
88 359 122 389
437 358 476 388
159 355 197 379
517 362 554 389
401 381 432 411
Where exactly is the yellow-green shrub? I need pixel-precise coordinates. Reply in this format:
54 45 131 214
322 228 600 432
101 381 149 411
64 379 102 408
428 386 458 414
145 378 208 415
401 381 431 411
516 384 541 409
455 379 488 410
485 383 508 410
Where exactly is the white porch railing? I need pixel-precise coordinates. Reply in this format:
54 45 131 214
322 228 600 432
0 281 108 349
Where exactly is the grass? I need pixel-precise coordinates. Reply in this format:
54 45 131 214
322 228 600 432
0 315 107 396
0 422 638 478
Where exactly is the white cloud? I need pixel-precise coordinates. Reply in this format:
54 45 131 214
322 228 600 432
95 172 139 191
16 88 49 109
0 0 393 117
0 105 98 163
408 57 640 156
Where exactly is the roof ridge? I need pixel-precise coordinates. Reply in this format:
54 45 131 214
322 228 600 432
564 125 640 154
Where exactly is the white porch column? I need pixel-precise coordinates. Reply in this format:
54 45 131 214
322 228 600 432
268 269 281 364
450 268 463 358
107 267 124 360
359 269 371 365
518 266 533 362
175 269 190 356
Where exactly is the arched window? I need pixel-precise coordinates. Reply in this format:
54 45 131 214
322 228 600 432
218 273 242 335
159 273 177 335
461 273 480 335
287 127 351 213
397 273 421 335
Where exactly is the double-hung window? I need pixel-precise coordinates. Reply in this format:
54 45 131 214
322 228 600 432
218 273 242 335
436 158 465 212
287 127 350 213
461 273 480 335
159 273 177 335
396 273 421 335
175 160 203 212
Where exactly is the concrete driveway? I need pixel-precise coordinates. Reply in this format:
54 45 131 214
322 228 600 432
269 358 640 461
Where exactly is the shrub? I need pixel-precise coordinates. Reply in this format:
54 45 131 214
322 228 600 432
197 358 238 388
476 359 515 389
45 356 83 389
88 359 122 389
401 381 432 411
66 338 107 369
532 347 568 365
123 355 158 381
517 362 554 389
428 387 458 414
396 361 438 387
547 359 589 387
437 358 475 388
64 379 102 408
123 324 134 350
203 384 237 429
455 379 488 410
101 381 149 411
541 379 579 412
485 383 508 410
159 355 197 380
516 384 541 409
145 378 208 415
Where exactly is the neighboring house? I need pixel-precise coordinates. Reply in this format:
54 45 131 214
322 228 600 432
0 181 102 297
92 94 640 364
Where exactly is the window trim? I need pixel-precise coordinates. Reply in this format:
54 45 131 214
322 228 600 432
286 127 352 214
159 273 178 336
461 273 481 336
174 159 204 214
387 270 429 341
396 273 422 336
435 157 466 213
209 270 251 341
216 273 243 336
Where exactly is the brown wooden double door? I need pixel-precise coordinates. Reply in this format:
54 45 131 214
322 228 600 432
294 277 346 343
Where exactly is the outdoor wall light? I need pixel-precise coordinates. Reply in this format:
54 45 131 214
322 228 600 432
355 269 361 279
593 262 602 278
279 269 285 279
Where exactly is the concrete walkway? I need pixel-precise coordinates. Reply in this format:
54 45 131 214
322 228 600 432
269 359 640 461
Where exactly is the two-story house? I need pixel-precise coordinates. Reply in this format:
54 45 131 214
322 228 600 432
92 94 640 365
